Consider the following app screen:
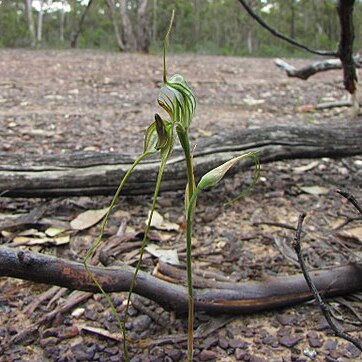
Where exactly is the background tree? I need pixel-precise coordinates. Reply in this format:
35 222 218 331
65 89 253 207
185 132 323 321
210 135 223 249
0 0 361 56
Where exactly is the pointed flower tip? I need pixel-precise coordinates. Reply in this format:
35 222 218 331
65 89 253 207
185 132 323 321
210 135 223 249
197 153 259 191
197 157 239 191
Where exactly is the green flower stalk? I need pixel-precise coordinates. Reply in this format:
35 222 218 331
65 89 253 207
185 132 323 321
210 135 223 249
84 10 259 362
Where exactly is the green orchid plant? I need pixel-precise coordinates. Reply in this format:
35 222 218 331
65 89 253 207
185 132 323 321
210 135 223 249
84 11 260 361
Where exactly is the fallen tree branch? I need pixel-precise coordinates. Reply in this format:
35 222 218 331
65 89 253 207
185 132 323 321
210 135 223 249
275 56 362 80
0 246 361 315
1 122 362 197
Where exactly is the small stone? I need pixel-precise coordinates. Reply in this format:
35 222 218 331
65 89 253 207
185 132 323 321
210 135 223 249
308 336 323 348
218 336 229 349
132 315 151 333
235 348 247 360
276 313 296 326
262 335 277 345
324 339 337 350
202 336 218 349
343 343 361 358
250 356 268 362
229 337 248 349
0 327 6 337
39 337 58 348
328 349 342 359
58 326 79 339
104 346 119 356
42 328 58 338
199 349 217 361
279 335 303 348
44 346 60 358
71 308 85 318
303 347 317 359
71 343 95 361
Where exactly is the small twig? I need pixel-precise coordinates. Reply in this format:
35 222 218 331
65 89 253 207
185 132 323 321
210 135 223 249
291 213 362 351
332 214 362 230
337 189 362 215
253 221 297 231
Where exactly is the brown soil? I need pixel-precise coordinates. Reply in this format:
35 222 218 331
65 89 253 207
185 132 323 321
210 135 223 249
0 49 361 361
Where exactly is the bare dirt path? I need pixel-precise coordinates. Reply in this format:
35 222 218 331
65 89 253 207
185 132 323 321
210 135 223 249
0 49 361 361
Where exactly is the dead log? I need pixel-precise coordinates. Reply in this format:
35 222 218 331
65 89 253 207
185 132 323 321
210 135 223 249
0 246 361 315
1 122 362 197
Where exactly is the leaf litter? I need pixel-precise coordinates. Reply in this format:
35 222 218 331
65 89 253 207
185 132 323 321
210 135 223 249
0 50 361 361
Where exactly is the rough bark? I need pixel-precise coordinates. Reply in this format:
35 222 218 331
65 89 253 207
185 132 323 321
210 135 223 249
1 123 361 197
336 0 357 95
0 246 361 315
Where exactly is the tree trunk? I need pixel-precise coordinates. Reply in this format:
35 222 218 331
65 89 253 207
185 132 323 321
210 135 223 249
289 0 296 39
105 0 125 51
70 0 94 49
59 0 66 43
152 0 157 42
136 0 150 52
119 0 137 51
24 0 36 47
36 0 44 43
1 122 361 198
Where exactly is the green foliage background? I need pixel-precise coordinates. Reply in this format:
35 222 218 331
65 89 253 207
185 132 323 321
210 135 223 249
1 0 361 57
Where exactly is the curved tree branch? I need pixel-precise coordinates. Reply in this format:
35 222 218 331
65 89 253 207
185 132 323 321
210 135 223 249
0 246 361 315
236 0 336 57
275 56 362 80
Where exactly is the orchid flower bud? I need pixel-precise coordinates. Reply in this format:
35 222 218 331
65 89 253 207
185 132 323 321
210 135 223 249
197 152 260 192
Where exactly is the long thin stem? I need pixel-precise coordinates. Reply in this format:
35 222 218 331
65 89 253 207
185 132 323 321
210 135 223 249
177 129 195 201
177 128 197 361
163 10 175 83
84 150 152 361
185 189 200 361
124 155 169 323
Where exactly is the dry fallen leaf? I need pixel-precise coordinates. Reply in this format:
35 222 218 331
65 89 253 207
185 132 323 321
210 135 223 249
12 234 70 246
18 228 46 237
145 243 180 265
300 186 330 196
70 207 109 230
146 210 179 232
197 128 213 137
45 226 66 237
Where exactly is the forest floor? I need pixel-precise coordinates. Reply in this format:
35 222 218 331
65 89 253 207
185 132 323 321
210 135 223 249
0 49 361 361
